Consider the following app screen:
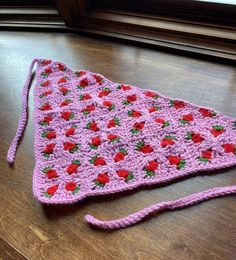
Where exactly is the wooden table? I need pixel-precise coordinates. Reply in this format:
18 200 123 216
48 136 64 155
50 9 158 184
0 31 235 260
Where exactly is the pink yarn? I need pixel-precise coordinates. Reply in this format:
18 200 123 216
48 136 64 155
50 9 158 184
7 58 236 229
7 58 38 163
85 186 236 229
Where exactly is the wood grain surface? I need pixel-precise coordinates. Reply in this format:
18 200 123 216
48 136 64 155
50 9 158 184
0 31 235 260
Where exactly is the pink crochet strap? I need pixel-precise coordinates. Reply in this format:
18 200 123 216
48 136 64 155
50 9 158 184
7 58 39 163
85 185 236 229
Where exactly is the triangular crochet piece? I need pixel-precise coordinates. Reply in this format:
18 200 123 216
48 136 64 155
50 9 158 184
7 58 236 229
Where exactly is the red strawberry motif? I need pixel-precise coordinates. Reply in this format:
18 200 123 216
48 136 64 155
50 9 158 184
146 161 159 172
40 103 52 111
103 100 115 111
39 90 53 98
66 160 81 174
145 91 159 99
40 80 51 87
56 63 66 71
39 116 53 126
45 68 52 73
114 148 128 162
167 156 186 169
65 125 77 137
186 132 204 143
144 160 159 177
161 136 176 148
43 143 56 158
118 84 132 91
65 181 80 194
90 136 101 149
116 170 133 182
202 151 212 159
192 133 204 143
131 121 145 134
128 110 142 117
66 128 75 136
136 141 153 154
168 156 181 165
42 59 52 66
154 117 170 128
59 87 70 95
44 184 58 197
210 125 224 137
98 87 111 98
116 170 128 178
94 173 110 187
155 118 165 124
86 121 99 132
79 93 92 101
148 106 160 113
170 100 185 109
93 74 104 85
58 77 68 84
127 94 137 102
82 104 96 115
140 145 153 154
78 78 89 89
107 117 120 128
76 71 87 77
42 131 56 139
65 181 76 191
46 169 57 179
42 167 58 179
103 100 112 107
41 68 52 77
63 141 78 153
222 143 236 155
60 99 72 107
198 150 213 162
45 90 53 96
123 94 137 105
180 114 194 124
61 111 74 121
90 155 106 166
67 164 78 174
199 108 216 118
107 133 121 143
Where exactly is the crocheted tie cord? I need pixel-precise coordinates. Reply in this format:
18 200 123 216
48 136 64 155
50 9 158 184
7 58 236 230
7 58 38 163
85 186 236 229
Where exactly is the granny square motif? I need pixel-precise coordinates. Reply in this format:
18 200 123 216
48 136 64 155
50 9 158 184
7 59 236 229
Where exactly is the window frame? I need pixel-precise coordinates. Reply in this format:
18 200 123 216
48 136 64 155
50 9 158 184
56 0 236 62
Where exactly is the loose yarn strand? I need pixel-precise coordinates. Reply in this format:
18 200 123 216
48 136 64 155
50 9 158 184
85 185 236 229
7 59 38 163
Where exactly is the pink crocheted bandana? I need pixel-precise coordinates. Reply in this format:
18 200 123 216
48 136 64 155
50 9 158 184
7 59 236 229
